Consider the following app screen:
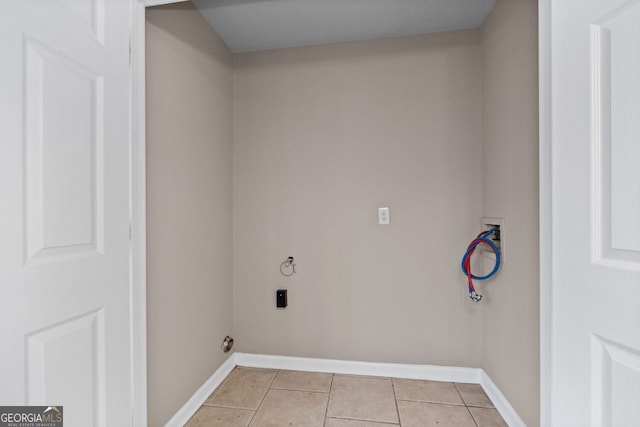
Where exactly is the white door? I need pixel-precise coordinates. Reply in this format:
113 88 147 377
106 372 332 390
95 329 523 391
0 1 133 426
551 0 640 425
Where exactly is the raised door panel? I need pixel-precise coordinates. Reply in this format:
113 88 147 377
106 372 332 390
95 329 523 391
49 0 105 43
26 310 106 427
23 37 104 264
592 0 640 269
592 336 640 426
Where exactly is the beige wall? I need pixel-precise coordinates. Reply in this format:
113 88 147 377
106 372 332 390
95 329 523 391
480 1 539 425
145 5 540 424
233 31 486 367
146 3 233 426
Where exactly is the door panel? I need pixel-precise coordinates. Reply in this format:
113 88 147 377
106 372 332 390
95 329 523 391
24 36 104 262
26 309 105 427
592 0 640 268
592 336 640 425
0 1 132 426
44 0 105 44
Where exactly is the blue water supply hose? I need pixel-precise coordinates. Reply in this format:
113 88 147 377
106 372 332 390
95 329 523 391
461 228 501 302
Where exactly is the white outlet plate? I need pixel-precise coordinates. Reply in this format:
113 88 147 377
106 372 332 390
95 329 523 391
378 207 390 225
481 217 505 262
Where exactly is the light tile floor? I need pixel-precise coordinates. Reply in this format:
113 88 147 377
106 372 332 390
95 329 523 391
185 367 508 427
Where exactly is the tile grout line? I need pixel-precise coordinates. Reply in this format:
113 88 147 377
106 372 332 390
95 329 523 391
390 378 402 426
202 403 258 411
333 373 393 380
246 368 279 426
322 373 334 427
326 416 399 425
394 399 467 407
270 387 331 394
453 382 468 406
454 382 497 409
466 406 480 427
453 382 479 427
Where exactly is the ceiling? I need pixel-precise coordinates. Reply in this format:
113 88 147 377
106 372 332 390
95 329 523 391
191 0 496 53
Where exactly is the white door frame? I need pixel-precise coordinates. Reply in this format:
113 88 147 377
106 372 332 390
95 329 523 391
129 1 190 426
538 0 553 425
130 1 146 426
129 1 555 425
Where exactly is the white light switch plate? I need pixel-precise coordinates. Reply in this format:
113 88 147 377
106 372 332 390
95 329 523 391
378 207 390 225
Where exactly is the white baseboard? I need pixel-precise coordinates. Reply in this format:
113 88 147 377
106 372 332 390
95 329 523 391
479 370 527 427
166 352 525 427
164 354 236 427
234 352 482 384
